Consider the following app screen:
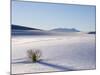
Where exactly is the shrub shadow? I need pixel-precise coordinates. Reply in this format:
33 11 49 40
37 61 75 71
12 58 75 71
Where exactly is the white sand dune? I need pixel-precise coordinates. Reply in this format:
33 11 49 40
11 33 96 74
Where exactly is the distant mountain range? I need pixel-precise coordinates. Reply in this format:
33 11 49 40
50 28 80 32
88 31 96 34
11 24 80 35
11 25 80 32
11 25 96 36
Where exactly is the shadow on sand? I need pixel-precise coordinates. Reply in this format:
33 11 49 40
37 61 75 71
12 58 75 71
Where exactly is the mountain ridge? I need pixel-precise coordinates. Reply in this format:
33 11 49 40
11 24 41 30
50 28 80 32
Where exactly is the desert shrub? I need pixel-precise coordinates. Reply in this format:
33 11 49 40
27 49 42 62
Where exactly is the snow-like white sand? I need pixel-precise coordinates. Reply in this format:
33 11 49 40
11 33 96 74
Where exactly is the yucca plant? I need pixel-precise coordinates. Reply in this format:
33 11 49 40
27 49 42 62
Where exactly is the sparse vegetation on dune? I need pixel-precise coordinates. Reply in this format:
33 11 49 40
27 49 42 62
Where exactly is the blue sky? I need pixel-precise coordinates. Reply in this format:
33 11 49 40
12 1 96 32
